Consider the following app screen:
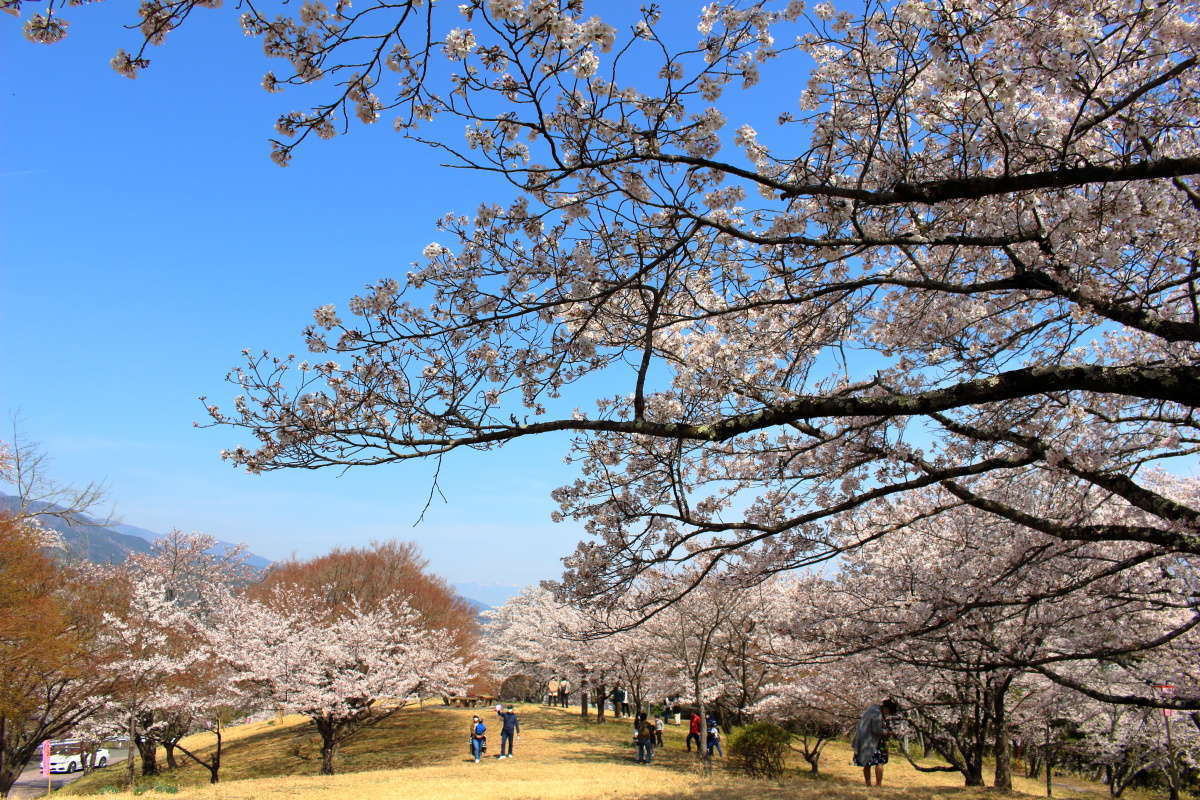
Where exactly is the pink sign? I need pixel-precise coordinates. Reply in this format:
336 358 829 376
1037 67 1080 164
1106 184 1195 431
40 740 51 778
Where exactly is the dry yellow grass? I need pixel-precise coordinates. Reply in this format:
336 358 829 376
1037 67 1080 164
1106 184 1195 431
65 705 1148 800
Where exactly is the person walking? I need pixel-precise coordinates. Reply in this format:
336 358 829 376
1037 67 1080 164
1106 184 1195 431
686 712 702 752
653 713 664 747
470 714 487 763
706 715 724 758
852 699 899 786
497 705 520 758
547 677 560 707
558 679 571 708
634 713 656 763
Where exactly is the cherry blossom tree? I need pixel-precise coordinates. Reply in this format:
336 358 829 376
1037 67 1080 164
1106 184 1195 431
153 658 249 785
15 0 1199 697
483 585 609 719
210 584 469 775
750 636 871 775
97 574 208 784
98 531 256 779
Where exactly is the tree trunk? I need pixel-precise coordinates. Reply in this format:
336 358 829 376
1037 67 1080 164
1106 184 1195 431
0 764 17 800
209 726 222 784
174 720 222 785
319 731 337 776
164 742 178 770
0 717 19 800
127 711 137 789
992 680 1013 791
136 735 159 777
595 683 606 724
579 671 589 720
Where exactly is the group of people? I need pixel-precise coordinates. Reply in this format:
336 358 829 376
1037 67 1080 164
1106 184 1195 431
683 712 724 758
469 705 521 763
630 710 723 764
468 694 900 785
544 677 571 707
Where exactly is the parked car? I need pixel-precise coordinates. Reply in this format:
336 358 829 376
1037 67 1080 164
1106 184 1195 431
47 740 109 773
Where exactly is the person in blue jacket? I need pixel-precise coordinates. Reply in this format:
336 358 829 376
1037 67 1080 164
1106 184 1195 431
470 715 487 763
706 715 724 758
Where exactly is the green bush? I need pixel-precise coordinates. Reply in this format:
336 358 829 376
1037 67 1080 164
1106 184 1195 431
727 721 792 780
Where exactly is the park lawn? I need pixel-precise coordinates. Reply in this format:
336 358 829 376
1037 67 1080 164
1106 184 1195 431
63 705 1142 800
61 702 463 795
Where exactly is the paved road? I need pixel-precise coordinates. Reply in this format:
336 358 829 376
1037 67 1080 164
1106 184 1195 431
8 749 128 800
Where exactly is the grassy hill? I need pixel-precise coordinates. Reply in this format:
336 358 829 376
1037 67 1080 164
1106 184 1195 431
61 704 1151 800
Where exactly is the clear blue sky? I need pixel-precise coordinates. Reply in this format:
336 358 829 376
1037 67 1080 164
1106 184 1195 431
1 2 625 604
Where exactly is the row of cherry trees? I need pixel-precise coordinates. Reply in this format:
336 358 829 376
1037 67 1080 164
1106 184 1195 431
758 477 1200 795
0 519 472 797
485 478 1198 795
484 575 782 752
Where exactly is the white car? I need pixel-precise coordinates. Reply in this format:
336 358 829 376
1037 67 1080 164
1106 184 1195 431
47 741 109 773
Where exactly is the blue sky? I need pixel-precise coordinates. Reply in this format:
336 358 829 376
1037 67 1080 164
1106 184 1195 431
2 3 816 606
0 2 597 604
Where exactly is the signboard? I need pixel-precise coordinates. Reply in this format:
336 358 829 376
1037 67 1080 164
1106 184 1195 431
40 740 51 778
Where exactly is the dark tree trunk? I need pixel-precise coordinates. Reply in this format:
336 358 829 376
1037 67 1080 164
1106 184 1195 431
209 727 222 784
136 735 159 777
175 721 223 784
579 671 589 720
595 683 606 723
164 742 178 769
993 679 1013 791
319 728 337 776
0 715 19 800
135 710 159 777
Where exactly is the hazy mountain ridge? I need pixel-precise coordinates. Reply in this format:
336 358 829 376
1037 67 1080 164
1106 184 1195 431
0 493 271 568
4 493 500 611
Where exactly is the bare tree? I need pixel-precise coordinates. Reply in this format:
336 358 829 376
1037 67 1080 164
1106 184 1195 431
1 419 108 528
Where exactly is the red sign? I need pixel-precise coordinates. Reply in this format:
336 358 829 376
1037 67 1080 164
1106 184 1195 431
40 740 51 778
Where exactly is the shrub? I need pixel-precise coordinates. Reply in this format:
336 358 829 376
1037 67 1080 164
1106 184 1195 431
499 673 542 702
727 721 792 779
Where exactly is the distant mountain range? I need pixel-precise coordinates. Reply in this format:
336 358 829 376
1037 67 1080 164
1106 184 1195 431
1 493 501 612
0 493 271 569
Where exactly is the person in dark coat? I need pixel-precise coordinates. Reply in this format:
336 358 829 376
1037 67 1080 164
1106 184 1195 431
852 699 899 786
497 704 520 758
